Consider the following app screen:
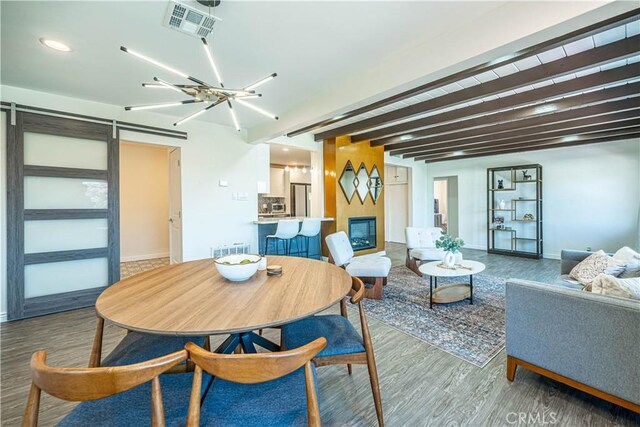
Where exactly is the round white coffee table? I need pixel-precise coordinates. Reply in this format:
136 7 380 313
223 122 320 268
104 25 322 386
418 260 486 309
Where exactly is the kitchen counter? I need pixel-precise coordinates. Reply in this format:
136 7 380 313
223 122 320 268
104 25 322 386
253 217 334 224
254 218 334 259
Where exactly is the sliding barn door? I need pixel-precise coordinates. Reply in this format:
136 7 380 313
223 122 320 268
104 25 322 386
6 112 119 320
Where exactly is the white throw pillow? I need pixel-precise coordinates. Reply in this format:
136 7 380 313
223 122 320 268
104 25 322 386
613 246 640 278
590 273 640 300
569 250 626 285
613 246 640 263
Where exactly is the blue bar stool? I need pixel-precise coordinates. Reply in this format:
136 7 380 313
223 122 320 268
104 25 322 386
296 218 321 258
264 219 300 255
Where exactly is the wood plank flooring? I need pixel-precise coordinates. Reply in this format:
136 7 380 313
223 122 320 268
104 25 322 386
2 246 638 426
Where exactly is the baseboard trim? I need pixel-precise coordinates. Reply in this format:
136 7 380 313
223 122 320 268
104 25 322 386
464 244 485 250
121 252 169 263
507 355 640 413
462 245 559 260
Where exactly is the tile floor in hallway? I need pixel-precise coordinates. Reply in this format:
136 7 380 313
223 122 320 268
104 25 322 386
120 257 170 279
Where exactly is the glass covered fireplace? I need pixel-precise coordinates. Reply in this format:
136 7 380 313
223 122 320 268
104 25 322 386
348 217 376 251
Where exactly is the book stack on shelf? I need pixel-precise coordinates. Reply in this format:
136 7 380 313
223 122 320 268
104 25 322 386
487 164 542 259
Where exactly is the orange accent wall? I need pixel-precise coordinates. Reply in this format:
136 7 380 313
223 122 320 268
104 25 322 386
322 135 385 256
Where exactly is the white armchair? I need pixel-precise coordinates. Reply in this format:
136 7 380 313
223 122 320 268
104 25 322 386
405 227 461 275
325 231 391 300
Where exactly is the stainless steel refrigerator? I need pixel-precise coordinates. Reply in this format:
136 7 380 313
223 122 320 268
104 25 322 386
291 183 311 217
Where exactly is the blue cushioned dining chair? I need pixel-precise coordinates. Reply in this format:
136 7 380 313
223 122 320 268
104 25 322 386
184 337 327 426
280 276 384 426
90 314 210 372
22 349 212 427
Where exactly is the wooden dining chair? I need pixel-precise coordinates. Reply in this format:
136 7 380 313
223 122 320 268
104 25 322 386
89 313 210 370
280 276 384 426
22 349 195 426
185 337 327 426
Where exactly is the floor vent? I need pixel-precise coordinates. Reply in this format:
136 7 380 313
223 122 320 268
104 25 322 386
163 1 220 39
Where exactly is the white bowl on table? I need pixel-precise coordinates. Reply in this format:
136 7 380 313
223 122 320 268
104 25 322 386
214 254 262 282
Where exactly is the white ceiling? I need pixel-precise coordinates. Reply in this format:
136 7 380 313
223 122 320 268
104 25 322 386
0 0 507 130
269 144 310 166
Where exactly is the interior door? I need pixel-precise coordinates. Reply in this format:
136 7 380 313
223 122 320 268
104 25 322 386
386 184 408 243
169 148 183 263
6 112 119 320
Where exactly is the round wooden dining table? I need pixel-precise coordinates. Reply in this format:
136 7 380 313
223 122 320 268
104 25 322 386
96 256 352 353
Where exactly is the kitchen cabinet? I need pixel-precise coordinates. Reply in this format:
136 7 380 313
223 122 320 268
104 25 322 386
385 165 408 184
269 167 286 197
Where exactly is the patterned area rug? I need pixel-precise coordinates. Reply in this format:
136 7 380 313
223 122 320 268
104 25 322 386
364 266 505 368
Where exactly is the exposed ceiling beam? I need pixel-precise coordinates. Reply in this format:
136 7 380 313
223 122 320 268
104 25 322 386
286 8 640 138
366 64 640 145
422 132 640 162
417 129 640 162
389 98 640 156
314 35 640 141
403 117 640 159
378 80 640 154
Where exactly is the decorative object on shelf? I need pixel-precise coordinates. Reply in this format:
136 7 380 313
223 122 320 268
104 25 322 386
497 179 504 189
487 164 542 259
435 232 465 268
338 160 357 203
367 165 383 204
121 4 278 129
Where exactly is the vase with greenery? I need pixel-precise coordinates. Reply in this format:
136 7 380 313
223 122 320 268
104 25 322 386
435 233 465 267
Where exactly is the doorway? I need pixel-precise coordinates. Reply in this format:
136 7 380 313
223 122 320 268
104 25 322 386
384 164 409 243
119 141 182 279
434 176 459 237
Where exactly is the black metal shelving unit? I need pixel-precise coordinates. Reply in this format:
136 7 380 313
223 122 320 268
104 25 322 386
487 164 542 259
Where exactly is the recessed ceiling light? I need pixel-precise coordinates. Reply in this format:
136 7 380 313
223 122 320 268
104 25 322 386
534 104 557 114
452 151 464 156
39 38 72 52
562 135 579 142
282 147 289 151
400 135 413 141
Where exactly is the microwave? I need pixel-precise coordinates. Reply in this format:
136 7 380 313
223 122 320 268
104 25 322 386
271 203 285 213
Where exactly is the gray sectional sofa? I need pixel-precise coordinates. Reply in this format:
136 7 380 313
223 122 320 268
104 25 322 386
505 250 640 413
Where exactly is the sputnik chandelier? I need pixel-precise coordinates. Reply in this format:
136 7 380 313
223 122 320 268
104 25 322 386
121 37 278 129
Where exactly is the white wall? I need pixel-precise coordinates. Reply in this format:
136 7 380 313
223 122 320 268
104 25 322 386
0 85 270 319
425 140 640 258
120 141 170 262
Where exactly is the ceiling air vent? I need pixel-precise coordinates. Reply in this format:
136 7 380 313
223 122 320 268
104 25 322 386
163 1 220 38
